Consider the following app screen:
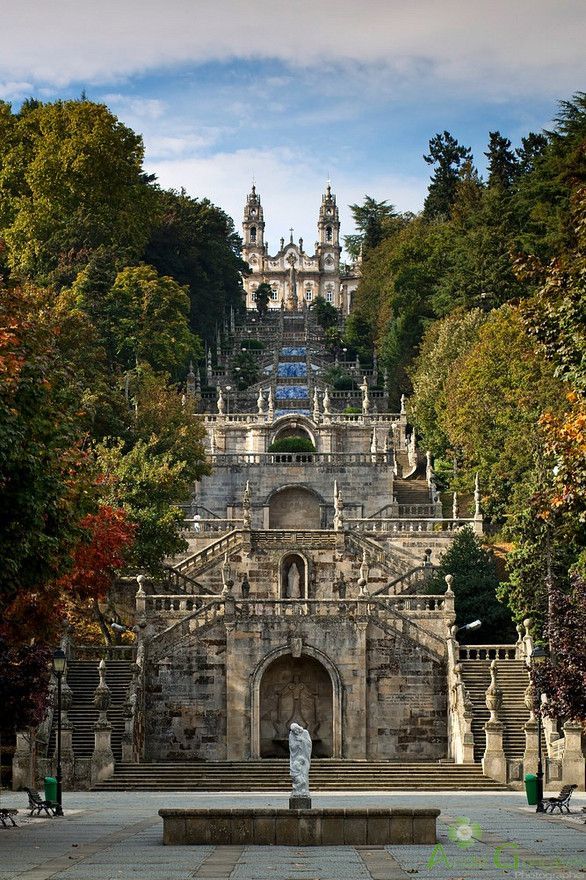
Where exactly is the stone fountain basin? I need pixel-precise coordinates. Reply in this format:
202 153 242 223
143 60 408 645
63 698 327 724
159 807 440 846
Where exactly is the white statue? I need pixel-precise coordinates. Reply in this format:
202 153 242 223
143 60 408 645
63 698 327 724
289 722 312 798
287 562 301 598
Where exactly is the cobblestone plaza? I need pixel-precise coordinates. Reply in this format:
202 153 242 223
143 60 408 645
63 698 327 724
1 790 585 880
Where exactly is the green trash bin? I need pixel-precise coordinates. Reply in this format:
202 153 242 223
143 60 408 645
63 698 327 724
525 773 538 805
44 776 57 805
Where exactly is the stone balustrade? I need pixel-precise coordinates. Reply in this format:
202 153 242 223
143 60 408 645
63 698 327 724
181 518 244 534
347 517 476 533
202 412 402 426
72 644 136 662
458 645 518 661
144 594 450 619
210 452 392 466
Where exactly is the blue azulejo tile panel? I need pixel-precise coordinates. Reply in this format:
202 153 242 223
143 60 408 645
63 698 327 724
281 347 306 356
275 385 309 399
277 362 307 377
275 409 311 417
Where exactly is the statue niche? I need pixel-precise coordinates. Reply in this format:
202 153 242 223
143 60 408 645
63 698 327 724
281 554 306 599
259 654 333 757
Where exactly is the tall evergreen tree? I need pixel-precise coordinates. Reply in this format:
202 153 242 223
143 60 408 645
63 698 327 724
423 131 472 219
485 131 519 188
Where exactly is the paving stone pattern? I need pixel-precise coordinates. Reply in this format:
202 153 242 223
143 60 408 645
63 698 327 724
0 791 585 880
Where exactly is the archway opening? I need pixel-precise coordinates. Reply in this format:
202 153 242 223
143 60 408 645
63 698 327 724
259 654 333 758
268 486 320 529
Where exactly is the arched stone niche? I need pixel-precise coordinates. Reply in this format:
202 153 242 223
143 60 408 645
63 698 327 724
268 485 321 529
280 552 309 599
250 646 342 759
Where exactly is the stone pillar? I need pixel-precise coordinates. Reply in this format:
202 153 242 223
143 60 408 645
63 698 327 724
56 668 75 788
482 661 507 783
350 620 368 760
522 682 539 776
224 605 247 760
562 721 585 789
91 660 115 784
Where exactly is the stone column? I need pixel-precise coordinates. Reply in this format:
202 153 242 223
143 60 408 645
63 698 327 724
562 721 585 789
522 682 539 776
91 660 115 784
482 661 507 783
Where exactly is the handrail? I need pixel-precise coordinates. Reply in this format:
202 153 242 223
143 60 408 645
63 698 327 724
173 529 244 575
370 564 437 596
458 644 518 660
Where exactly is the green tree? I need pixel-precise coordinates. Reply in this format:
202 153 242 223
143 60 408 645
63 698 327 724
485 131 519 189
0 100 156 284
0 287 92 632
408 308 487 455
311 295 339 329
94 437 191 572
424 527 515 643
254 282 271 319
423 131 473 218
440 305 565 518
144 189 246 342
103 265 201 374
344 196 399 259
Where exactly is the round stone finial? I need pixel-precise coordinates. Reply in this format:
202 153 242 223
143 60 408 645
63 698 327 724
444 574 454 592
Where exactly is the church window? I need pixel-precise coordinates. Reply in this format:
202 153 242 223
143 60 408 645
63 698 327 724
250 226 257 243
271 284 278 300
325 285 333 303
305 287 313 301
326 226 332 242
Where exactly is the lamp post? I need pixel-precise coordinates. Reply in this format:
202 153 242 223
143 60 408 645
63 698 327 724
531 644 547 812
52 648 66 816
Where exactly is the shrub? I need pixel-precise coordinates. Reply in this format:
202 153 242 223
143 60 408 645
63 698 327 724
268 437 316 453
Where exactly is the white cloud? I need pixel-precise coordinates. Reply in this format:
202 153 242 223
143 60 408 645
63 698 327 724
101 95 166 120
1 1 583 98
0 81 34 100
145 146 427 253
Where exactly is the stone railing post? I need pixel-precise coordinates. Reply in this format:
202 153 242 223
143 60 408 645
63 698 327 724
482 660 506 782
446 621 474 764
522 618 533 667
562 721 585 789
135 574 147 623
91 659 115 784
522 681 539 776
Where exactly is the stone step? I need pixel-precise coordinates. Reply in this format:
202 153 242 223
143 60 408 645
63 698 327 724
94 761 506 791
48 660 133 760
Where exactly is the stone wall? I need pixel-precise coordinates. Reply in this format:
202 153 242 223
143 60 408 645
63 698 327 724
142 608 449 763
144 625 227 761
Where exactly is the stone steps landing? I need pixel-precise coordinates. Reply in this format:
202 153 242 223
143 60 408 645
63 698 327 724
94 760 506 791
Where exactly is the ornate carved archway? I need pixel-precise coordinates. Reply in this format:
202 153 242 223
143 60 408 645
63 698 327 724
250 645 343 758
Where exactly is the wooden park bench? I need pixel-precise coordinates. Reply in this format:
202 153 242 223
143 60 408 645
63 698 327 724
0 808 18 827
543 784 578 813
23 788 57 817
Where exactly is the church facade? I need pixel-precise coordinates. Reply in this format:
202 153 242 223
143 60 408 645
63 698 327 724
241 184 360 314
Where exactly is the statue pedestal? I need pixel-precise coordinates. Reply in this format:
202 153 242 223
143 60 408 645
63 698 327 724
289 795 312 810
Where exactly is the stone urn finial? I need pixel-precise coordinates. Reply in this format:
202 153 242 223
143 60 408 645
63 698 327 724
485 660 503 723
444 574 454 595
93 659 111 726
524 681 536 722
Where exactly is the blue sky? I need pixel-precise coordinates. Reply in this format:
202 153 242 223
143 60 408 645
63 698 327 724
2 0 584 252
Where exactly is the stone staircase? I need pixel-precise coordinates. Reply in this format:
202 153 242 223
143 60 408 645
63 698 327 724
94 760 506 791
393 476 431 507
460 660 531 763
48 660 133 761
